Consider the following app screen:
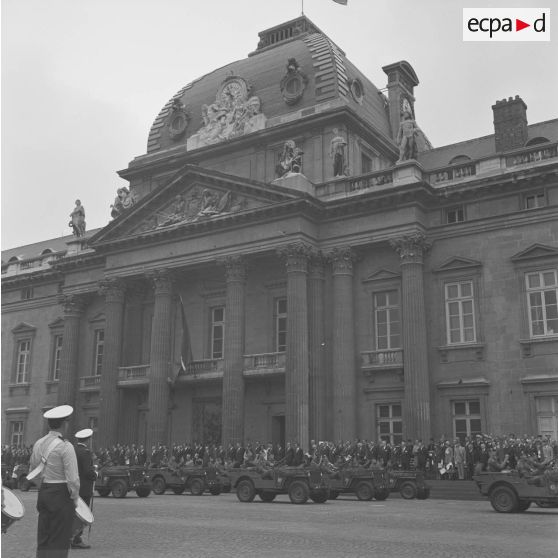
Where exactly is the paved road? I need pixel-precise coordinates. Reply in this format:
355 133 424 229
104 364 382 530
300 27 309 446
3 490 557 558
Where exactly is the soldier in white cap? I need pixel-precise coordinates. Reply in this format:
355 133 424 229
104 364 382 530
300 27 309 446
29 405 80 558
71 428 97 549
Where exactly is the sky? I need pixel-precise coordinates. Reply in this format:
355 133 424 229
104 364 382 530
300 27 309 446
2 0 557 250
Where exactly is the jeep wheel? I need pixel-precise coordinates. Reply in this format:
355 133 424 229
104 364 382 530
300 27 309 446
111 479 128 499
136 486 151 498
259 491 276 502
152 477 166 495
490 486 518 513
172 487 185 495
374 488 390 501
96 488 110 497
18 477 30 492
400 482 417 500
310 489 329 504
209 486 222 496
288 481 309 504
236 479 256 502
516 500 531 512
189 478 205 496
328 490 339 500
355 481 374 501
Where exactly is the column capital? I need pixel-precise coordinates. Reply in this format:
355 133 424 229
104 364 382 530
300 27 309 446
309 251 327 280
58 293 88 316
147 269 173 295
389 232 432 264
99 277 127 302
277 242 313 273
219 256 247 283
328 246 356 275
126 279 150 303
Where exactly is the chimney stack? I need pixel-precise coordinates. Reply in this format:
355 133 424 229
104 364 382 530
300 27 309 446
492 95 528 152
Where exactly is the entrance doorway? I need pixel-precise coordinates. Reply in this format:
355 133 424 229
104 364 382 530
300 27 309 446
271 415 285 447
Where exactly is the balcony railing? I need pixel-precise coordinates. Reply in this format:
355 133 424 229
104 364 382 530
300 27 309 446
361 349 403 369
315 169 393 198
117 365 150 385
177 359 224 380
80 375 101 391
505 143 558 167
429 162 476 184
243 352 286 374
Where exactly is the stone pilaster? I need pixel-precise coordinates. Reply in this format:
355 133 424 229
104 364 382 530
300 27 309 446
122 281 148 366
220 256 246 446
308 253 327 442
278 243 311 450
329 247 357 441
146 270 173 449
57 294 87 432
97 278 126 449
390 232 432 441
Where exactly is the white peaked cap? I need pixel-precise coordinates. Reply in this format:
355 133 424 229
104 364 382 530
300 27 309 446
75 428 94 440
44 405 74 420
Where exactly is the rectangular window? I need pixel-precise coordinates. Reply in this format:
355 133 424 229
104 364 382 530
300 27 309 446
376 403 402 445
374 290 401 350
524 191 546 209
15 339 31 383
21 287 34 300
275 297 287 352
536 396 558 440
93 329 105 376
210 307 225 359
10 421 24 447
52 335 63 381
453 400 482 442
526 270 558 337
361 153 373 174
445 281 476 344
445 206 465 224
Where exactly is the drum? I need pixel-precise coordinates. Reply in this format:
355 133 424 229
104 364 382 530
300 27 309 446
75 497 94 526
1 486 25 533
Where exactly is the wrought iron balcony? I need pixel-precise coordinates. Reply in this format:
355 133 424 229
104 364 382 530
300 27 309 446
79 375 101 391
117 365 150 387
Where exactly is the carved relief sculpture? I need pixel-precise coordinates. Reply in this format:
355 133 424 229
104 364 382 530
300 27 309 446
69 199 86 237
187 76 267 150
110 187 135 219
275 140 303 178
279 58 308 106
330 129 348 177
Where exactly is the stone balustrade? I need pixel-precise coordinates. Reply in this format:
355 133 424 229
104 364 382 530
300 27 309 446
315 169 393 198
79 375 102 391
117 365 150 385
243 352 286 372
184 359 224 376
361 349 403 368
505 142 557 167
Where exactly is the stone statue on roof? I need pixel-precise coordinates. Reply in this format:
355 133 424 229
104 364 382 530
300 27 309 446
69 200 86 237
396 110 419 162
330 130 348 177
275 140 303 178
110 187 134 219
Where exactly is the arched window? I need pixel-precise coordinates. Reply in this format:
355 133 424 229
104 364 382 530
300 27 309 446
525 137 550 147
449 155 472 165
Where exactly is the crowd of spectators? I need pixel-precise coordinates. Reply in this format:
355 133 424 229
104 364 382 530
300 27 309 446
3 432 556 482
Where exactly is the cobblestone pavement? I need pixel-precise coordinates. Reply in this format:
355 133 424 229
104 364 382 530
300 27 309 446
3 491 557 558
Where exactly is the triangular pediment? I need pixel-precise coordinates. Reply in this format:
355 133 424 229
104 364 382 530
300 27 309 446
434 257 482 273
12 322 37 334
511 244 558 262
362 268 401 283
89 165 303 247
48 317 65 330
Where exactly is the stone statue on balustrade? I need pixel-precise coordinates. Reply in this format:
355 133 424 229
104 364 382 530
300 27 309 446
396 110 419 162
110 186 135 219
69 199 86 237
330 130 348 177
275 140 303 178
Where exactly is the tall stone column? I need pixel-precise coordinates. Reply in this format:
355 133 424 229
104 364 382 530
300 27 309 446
122 281 147 366
330 247 357 441
279 243 311 450
57 294 87 432
146 270 173 449
390 232 432 441
220 257 246 446
308 253 326 442
97 278 126 449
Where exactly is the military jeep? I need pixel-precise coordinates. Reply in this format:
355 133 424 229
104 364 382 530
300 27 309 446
95 465 151 498
148 465 222 496
325 467 390 501
228 466 330 504
388 469 431 499
473 470 558 512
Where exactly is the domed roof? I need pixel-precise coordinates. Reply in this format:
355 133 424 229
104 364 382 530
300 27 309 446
147 16 392 154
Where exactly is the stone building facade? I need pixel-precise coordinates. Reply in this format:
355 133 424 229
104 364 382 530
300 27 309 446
2 17 558 450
